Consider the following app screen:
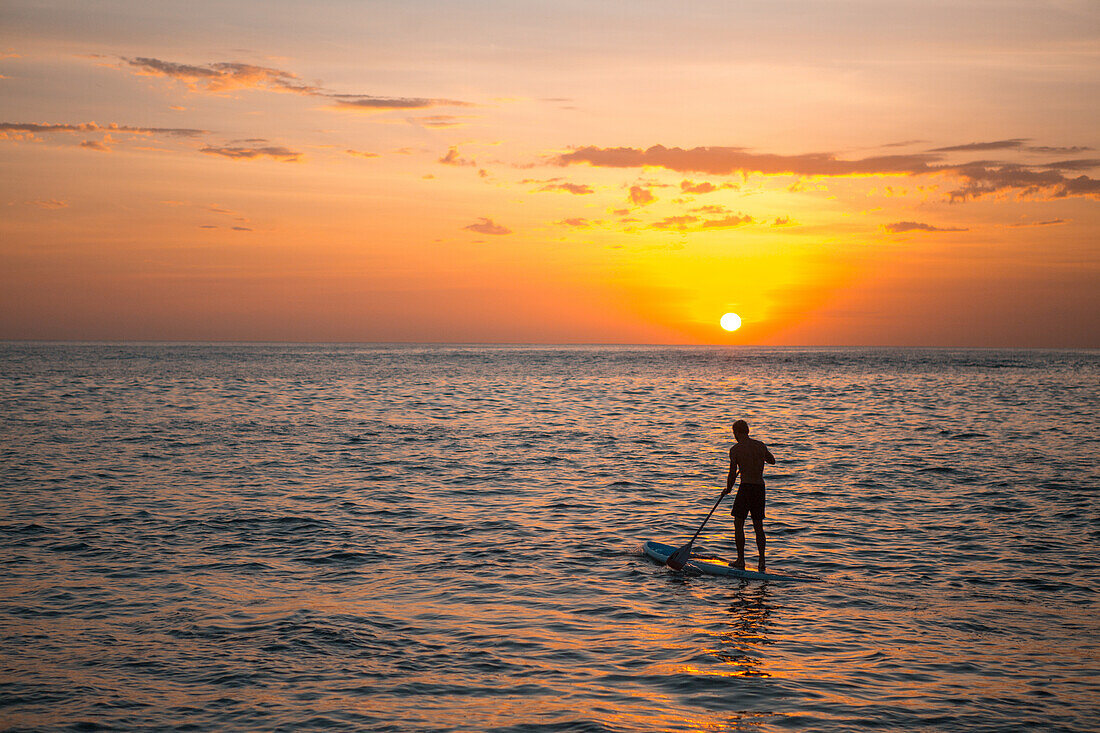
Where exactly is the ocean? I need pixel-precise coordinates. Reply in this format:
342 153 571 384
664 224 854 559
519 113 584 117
1 343 1097 731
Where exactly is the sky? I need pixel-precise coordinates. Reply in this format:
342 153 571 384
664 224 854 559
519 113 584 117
2 0 1098 346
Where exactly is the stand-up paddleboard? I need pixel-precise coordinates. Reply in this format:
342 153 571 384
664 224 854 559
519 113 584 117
643 540 817 581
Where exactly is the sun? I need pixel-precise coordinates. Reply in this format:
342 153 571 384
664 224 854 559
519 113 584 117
720 312 742 332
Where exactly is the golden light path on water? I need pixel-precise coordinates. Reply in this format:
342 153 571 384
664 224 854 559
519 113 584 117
1 344 1098 731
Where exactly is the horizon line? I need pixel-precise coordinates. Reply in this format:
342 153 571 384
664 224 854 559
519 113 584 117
1 339 1097 351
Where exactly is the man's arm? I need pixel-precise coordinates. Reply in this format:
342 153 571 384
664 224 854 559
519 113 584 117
764 445 775 465
723 447 738 495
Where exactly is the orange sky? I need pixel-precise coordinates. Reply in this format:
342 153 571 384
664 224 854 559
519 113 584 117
2 1 1098 345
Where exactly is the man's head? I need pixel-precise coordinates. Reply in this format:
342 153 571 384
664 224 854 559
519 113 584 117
732 420 750 437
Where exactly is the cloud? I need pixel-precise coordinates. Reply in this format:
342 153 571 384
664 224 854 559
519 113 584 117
700 214 752 229
680 180 737 194
539 182 594 195
691 204 730 215
680 180 717 194
1055 175 1100 198
333 95 470 111
231 226 252 231
557 144 939 177
29 199 68 209
651 213 752 231
929 139 1028 152
628 185 655 205
346 149 379 159
439 147 476 166
1026 145 1093 154
464 217 511 235
120 56 473 112
772 216 793 226
125 57 319 94
1038 158 1100 171
883 221 968 233
408 114 471 127
200 145 301 162
946 163 1098 201
80 139 109 151
554 141 1100 202
1008 219 1065 228
559 217 591 227
0 121 206 137
651 215 698 231
554 140 1100 203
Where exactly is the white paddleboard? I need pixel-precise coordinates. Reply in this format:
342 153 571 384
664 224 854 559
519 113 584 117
643 540 817 581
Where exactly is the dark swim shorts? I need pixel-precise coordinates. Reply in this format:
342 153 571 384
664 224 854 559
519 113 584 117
731 483 765 521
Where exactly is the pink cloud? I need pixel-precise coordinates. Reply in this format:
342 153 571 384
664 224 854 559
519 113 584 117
628 185 655 206
558 144 938 177
200 145 301 162
883 221 968 233
539 182 594 195
464 217 511 235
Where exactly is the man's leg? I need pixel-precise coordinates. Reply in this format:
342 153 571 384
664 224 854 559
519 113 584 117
751 513 766 572
733 516 746 569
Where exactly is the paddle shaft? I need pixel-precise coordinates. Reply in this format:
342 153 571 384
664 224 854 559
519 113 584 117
686 488 727 545
666 474 738 569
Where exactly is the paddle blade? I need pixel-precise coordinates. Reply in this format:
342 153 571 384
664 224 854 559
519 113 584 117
666 542 693 570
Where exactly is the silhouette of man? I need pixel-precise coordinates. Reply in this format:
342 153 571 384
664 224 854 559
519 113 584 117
721 420 775 572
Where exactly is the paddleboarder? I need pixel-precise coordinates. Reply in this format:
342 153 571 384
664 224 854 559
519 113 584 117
722 420 775 572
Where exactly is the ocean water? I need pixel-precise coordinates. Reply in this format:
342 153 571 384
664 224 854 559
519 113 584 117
1 343 1098 732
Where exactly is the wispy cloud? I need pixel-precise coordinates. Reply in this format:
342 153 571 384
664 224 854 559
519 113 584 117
700 214 753 229
1037 158 1100 171
679 180 734 194
200 144 301 162
651 215 697 231
881 139 927 148
1026 145 1093 154
464 217 511 235
557 145 938 177
539 182 593 195
555 142 1100 201
883 221 968 233
947 164 1099 201
120 56 472 112
0 121 206 137
1008 219 1065 228
929 139 1028 152
125 57 319 94
651 212 752 231
406 114 472 127
332 95 470 111
28 199 68 209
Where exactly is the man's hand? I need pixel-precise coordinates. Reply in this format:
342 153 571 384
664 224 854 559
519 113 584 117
721 486 732 497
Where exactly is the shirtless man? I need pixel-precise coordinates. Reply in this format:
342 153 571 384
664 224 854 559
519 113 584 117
721 420 775 572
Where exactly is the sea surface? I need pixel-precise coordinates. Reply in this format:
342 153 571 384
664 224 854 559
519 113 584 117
1 343 1098 732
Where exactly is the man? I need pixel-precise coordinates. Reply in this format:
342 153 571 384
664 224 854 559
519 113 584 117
721 420 775 572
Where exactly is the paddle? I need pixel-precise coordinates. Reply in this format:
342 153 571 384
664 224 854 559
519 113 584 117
666 481 732 571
